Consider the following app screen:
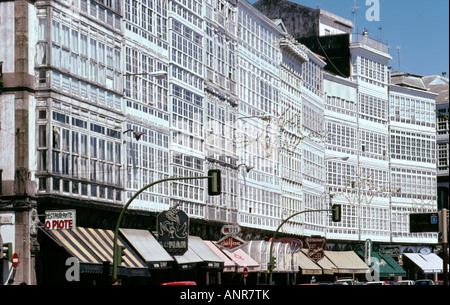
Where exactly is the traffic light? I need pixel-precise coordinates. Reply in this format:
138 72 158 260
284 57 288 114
115 245 126 265
207 169 221 196
268 256 276 273
332 204 341 222
1 242 13 261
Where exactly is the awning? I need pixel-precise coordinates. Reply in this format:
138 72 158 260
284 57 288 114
173 236 224 270
173 247 203 270
120 228 174 269
403 253 444 274
272 242 295 272
43 227 150 277
204 241 236 272
294 250 322 275
382 255 407 277
325 251 369 274
356 251 406 277
302 249 337 274
221 247 261 273
242 240 269 271
188 236 224 269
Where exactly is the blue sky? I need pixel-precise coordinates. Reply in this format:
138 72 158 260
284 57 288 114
249 0 449 77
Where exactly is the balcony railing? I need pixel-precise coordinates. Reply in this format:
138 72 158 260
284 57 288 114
352 33 389 54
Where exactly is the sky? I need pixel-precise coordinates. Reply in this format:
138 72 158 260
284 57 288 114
248 0 449 77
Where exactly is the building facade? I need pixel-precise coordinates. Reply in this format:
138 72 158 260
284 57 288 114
0 0 443 284
389 72 438 244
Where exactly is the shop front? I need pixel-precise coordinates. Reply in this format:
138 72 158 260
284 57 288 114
324 251 369 282
293 250 322 284
172 236 224 285
38 227 150 285
356 250 406 281
402 252 445 281
219 245 260 284
119 228 175 284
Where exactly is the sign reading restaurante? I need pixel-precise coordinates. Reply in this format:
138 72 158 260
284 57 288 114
44 210 76 230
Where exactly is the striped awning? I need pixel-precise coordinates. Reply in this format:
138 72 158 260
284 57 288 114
44 227 150 277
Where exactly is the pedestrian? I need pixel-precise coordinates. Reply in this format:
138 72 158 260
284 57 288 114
111 278 122 285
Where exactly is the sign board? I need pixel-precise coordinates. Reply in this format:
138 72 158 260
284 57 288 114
409 213 439 233
305 236 326 263
274 237 303 253
221 225 241 236
217 235 246 251
157 208 189 256
45 210 76 230
379 245 401 257
12 253 19 269
217 224 246 251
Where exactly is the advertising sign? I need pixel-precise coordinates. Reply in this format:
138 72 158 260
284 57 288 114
45 210 76 230
274 237 303 253
217 224 246 251
217 235 246 251
157 208 189 256
305 236 326 263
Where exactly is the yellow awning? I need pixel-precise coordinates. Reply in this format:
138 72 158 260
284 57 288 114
293 250 321 275
44 227 149 276
324 251 369 274
302 249 337 274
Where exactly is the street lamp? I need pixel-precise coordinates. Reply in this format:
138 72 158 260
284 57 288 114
325 156 349 161
123 129 145 141
123 71 167 79
237 163 254 173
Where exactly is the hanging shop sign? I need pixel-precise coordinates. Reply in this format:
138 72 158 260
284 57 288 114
379 245 401 257
305 236 326 263
217 235 246 251
44 210 76 230
157 207 189 256
217 224 246 251
221 224 241 236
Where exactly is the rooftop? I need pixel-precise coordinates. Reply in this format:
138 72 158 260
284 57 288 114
422 75 449 103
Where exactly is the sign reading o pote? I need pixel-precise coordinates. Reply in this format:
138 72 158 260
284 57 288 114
45 210 76 230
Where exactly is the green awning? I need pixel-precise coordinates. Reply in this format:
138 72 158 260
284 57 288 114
356 251 406 277
382 255 406 277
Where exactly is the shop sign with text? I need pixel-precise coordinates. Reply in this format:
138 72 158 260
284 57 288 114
45 210 76 230
157 208 189 255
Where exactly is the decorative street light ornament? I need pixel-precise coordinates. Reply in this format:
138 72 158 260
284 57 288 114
305 236 326 263
157 205 189 256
